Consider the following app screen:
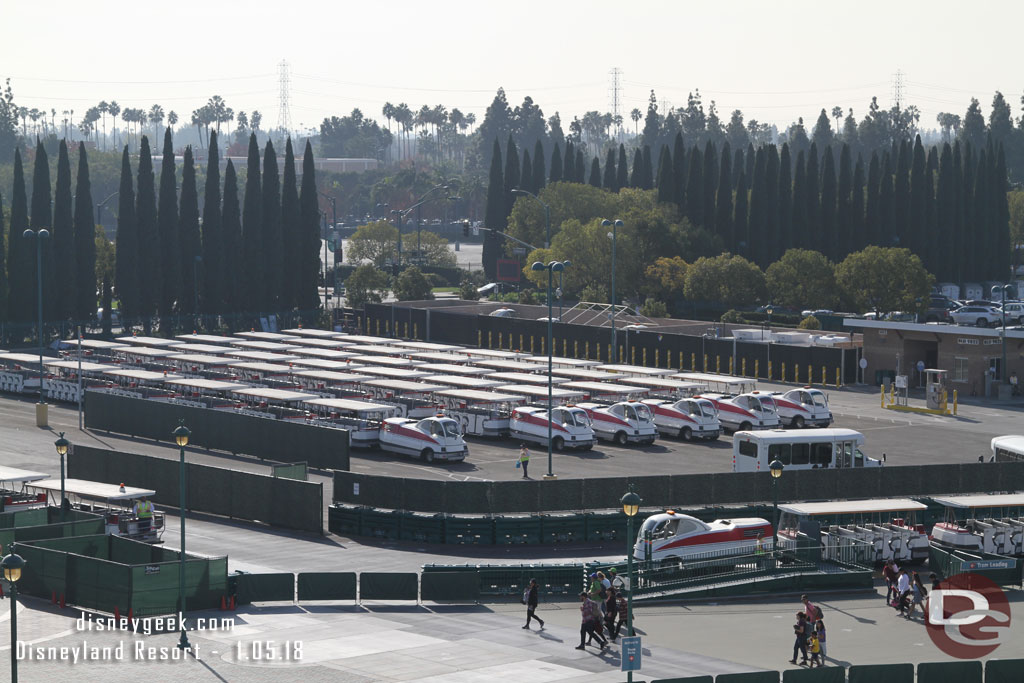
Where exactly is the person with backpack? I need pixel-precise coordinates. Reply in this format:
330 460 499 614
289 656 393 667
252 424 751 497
906 571 928 619
801 595 822 622
790 612 808 665
522 578 544 630
604 587 618 638
575 592 607 651
882 560 898 604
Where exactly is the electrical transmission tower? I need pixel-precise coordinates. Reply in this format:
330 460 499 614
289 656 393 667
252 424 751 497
278 59 292 134
891 69 905 110
609 67 623 141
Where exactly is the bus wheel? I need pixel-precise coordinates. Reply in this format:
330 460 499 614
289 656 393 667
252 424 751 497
615 431 628 446
420 448 434 463
679 427 693 441
552 436 565 451
739 421 753 432
792 415 805 429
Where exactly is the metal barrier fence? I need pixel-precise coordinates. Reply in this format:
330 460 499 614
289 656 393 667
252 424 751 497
85 390 350 471
929 543 1023 586
72 445 324 534
0 508 105 554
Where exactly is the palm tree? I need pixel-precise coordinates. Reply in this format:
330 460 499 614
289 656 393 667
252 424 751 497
107 101 120 147
831 106 843 135
191 109 204 148
98 101 109 150
251 110 262 132
432 104 447 162
167 110 178 132
17 107 28 136
631 108 642 136
465 112 476 134
382 102 395 161
29 109 42 138
149 104 165 141
395 103 412 159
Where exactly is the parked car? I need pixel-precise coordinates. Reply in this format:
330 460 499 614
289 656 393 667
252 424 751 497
998 302 1024 325
957 299 998 308
488 308 516 318
949 305 1002 327
801 308 833 318
924 297 959 322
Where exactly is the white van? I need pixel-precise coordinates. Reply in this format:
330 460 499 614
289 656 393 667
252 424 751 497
732 428 882 472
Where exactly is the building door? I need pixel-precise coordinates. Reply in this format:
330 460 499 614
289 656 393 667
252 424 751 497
990 357 1002 382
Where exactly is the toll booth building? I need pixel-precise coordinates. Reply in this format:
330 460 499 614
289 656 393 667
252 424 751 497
845 319 1024 398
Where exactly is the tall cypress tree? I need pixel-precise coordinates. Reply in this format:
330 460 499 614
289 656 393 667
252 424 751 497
0 191 6 323
115 147 139 323
549 143 562 183
563 141 575 182
178 146 201 317
482 139 505 279
262 140 282 311
532 139 546 192
201 131 222 315
298 142 321 313
136 136 159 325
732 147 744 189
956 143 970 283
908 136 927 267
52 140 74 321
702 141 718 234
791 151 807 248
629 148 643 188
893 141 911 250
715 142 734 251
777 143 792 254
836 144 853 261
764 145 780 263
242 134 264 314
864 152 881 248
656 145 674 204
994 146 1011 280
851 156 866 254
157 129 180 328
734 169 749 255
804 143 820 253
574 148 585 183
73 145 96 323
748 147 767 265
819 146 838 261
616 144 629 191
641 145 653 189
503 135 521 218
745 143 755 183
603 148 617 191
520 148 534 194
221 160 242 316
588 156 601 187
280 138 301 310
29 142 53 325
7 151 28 325
971 149 989 280
686 146 704 228
878 153 895 247
672 133 687 212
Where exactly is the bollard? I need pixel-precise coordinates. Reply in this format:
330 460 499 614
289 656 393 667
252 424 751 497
768 361 772 380
691 353 696 370
498 332 502 348
631 347 636 365
413 323 417 339
729 356 734 375
541 337 545 354
755 360 760 378
574 340 579 358
836 368 840 387
821 366 826 385
478 330 483 347
703 353 708 372
953 390 958 415
655 349 659 367
488 331 493 348
782 362 787 383
881 387 885 408
563 338 568 357
742 358 747 376
405 322 409 338
643 348 647 366
530 336 535 353
716 355 721 373
807 365 812 385
794 365 799 384
585 341 590 359
520 334 524 350
609 344 613 363
375 319 380 335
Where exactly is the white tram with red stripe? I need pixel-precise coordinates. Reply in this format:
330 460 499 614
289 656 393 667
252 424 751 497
642 397 721 440
767 387 833 428
632 509 772 564
700 391 780 432
576 400 658 445
509 405 595 451
378 415 469 463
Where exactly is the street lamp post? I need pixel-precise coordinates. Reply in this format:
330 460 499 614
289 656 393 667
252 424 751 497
558 260 572 320
621 486 642 680
511 188 551 248
55 432 70 523
992 284 1015 388
2 551 26 683
531 259 569 479
601 220 623 361
24 228 50 427
765 305 773 379
173 421 192 651
770 458 784 552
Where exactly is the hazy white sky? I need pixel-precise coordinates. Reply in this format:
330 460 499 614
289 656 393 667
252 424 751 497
4 0 1022 136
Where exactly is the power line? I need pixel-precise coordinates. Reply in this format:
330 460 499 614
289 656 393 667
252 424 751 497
9 74 273 85
608 67 623 141
278 60 292 134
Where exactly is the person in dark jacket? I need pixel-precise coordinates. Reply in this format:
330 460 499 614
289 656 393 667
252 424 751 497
523 578 544 629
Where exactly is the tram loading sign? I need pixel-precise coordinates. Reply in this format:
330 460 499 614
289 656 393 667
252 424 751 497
620 636 642 672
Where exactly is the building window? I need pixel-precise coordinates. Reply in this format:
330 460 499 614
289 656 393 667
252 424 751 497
952 358 969 383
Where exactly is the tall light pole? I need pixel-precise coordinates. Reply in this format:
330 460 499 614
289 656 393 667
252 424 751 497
390 183 448 270
24 228 50 427
96 191 119 229
173 421 192 651
558 260 572 320
992 284 1015 388
2 552 26 683
602 219 623 361
765 305 773 379
531 259 569 479
318 190 338 311
511 188 551 248
770 458 784 551
621 486 642 682
55 432 70 523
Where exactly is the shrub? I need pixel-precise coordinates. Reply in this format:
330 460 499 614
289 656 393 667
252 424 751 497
720 309 745 324
640 297 669 318
798 315 821 330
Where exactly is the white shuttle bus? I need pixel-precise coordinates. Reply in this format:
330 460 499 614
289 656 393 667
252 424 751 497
732 428 882 472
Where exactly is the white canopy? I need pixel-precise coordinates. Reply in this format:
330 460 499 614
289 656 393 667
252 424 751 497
0 466 49 484
30 478 156 501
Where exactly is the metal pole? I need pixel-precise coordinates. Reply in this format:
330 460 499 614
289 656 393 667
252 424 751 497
558 270 564 320
36 234 44 405
772 477 779 550
60 450 65 523
77 326 83 430
397 211 403 267
1001 287 1008 387
626 513 634 649
178 441 190 650
544 203 550 249
322 212 328 311
10 579 18 683
611 223 617 361
546 266 554 478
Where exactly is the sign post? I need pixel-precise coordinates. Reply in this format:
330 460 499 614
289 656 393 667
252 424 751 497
620 636 642 677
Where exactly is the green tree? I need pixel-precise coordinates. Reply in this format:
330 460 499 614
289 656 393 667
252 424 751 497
640 297 668 318
644 256 688 300
136 136 159 325
345 264 389 309
641 90 660 150
588 156 601 188
114 147 138 322
764 144 780 263
29 142 54 324
6 151 27 325
532 139 546 192
298 141 322 313
242 134 263 313
52 140 74 321
201 131 222 315
656 145 674 203
413 232 457 267
715 142 733 249
394 266 434 301
893 140 911 251
791 151 807 248
836 144 852 260
835 246 934 315
73 144 96 322
280 138 301 310
819 146 837 261
262 140 282 310
683 252 766 307
734 169 749 255
811 108 834 150
851 156 866 254
777 143 792 253
157 129 180 326
672 133 687 209
960 97 986 152
616 143 629 191
685 145 703 228
603 148 617 191
221 160 242 315
482 139 504 279
804 143 819 252
178 146 201 316
908 135 928 269
549 143 562 183
994 146 1012 281
798 315 821 330
864 152 881 248
347 221 397 268
640 145 653 189
0 191 6 322
747 147 767 264
520 147 534 194
629 148 643 188
765 248 838 309
702 140 718 233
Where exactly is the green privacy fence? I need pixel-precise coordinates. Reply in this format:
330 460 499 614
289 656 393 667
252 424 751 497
929 543 1022 587
71 445 323 534
13 535 227 617
0 507 105 554
85 389 350 471
273 462 309 481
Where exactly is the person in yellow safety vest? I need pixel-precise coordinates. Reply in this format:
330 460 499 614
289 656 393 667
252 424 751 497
134 497 154 532
517 444 530 479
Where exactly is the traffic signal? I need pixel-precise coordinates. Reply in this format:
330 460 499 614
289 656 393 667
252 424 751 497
462 220 470 237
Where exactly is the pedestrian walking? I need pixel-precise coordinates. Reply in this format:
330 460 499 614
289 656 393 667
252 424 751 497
815 619 827 662
517 444 530 478
604 587 618 638
930 572 942 592
790 612 808 665
895 568 911 615
612 589 628 639
906 572 928 619
609 567 624 590
882 560 898 604
575 592 607 651
522 578 544 630
587 573 605 621
808 630 822 667
801 594 821 622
